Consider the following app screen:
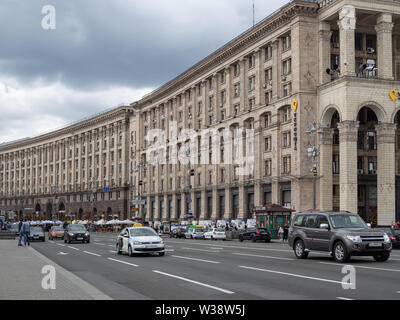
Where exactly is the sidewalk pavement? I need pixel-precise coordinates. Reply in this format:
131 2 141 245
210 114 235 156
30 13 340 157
0 240 111 300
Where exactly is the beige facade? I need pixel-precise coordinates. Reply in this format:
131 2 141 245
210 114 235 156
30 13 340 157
0 106 135 220
2 0 400 225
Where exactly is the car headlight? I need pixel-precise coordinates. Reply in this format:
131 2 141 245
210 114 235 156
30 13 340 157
85 232 89 236
383 233 391 244
346 235 362 243
69 233 74 236
133 241 142 245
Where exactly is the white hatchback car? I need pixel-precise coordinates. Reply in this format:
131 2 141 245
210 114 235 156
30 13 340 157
204 228 227 241
116 227 165 257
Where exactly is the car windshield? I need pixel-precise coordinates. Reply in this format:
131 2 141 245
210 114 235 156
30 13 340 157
329 215 367 229
130 228 158 237
195 228 203 232
52 227 64 231
31 227 43 232
69 225 86 231
215 228 224 232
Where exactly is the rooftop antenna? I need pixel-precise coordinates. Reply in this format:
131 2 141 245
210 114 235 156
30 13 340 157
252 1 255 27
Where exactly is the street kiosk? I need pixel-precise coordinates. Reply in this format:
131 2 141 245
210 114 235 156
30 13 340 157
254 204 295 239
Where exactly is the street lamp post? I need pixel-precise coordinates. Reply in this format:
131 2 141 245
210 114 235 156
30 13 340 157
135 162 147 221
306 121 324 210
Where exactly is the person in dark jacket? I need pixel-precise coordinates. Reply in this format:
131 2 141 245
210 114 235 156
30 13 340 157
17 219 24 246
283 224 289 242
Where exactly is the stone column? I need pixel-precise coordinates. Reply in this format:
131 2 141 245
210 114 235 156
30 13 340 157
225 66 232 118
211 188 218 221
319 21 332 84
146 195 151 222
225 187 232 219
338 5 356 76
376 123 397 226
337 121 359 213
172 193 177 220
375 13 394 80
200 189 207 220
319 128 333 211
271 39 280 100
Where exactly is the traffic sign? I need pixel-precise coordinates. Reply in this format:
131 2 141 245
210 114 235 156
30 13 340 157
132 200 146 205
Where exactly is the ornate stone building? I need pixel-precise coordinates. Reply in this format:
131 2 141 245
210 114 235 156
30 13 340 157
1 0 400 226
0 106 135 221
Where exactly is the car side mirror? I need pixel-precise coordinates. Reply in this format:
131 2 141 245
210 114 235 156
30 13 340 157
367 223 371 228
320 224 329 230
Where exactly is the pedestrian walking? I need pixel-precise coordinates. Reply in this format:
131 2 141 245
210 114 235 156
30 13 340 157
278 225 284 241
17 219 24 246
395 221 400 229
283 224 289 242
20 219 31 246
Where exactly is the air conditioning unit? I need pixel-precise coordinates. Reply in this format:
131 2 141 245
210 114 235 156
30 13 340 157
372 170 377 175
219 103 223 107
281 75 287 82
358 169 363 175
262 83 267 89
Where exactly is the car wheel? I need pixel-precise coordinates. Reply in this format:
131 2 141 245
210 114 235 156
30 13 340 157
86 239 90 244
117 243 122 255
251 236 256 243
128 245 134 257
159 252 165 257
64 237 67 243
210 236 214 241
373 252 390 262
239 236 243 242
294 239 309 259
333 241 350 263
68 238 71 244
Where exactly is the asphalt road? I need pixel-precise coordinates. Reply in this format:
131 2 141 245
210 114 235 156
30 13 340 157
31 233 400 300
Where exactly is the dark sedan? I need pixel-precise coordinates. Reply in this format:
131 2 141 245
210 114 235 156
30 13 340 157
64 224 90 243
239 228 271 243
170 228 187 239
375 226 400 248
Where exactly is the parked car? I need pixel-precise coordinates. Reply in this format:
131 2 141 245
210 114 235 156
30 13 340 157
204 228 227 241
374 226 400 248
239 228 271 243
49 226 65 240
116 227 165 257
288 212 392 263
29 226 45 242
184 227 205 239
64 224 90 243
170 228 187 239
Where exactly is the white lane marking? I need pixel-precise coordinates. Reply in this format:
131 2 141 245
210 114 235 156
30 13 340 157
108 245 115 247
319 262 400 273
57 252 69 256
181 247 221 253
107 258 138 267
109 250 117 254
171 255 221 264
165 249 175 252
167 240 291 253
233 253 294 261
397 291 400 294
83 251 101 257
209 247 223 250
55 243 66 247
152 270 234 294
337 297 354 300
94 243 106 246
239 266 350 286
68 246 80 251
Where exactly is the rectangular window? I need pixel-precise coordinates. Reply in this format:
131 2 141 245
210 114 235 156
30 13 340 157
283 83 292 97
234 83 240 97
283 156 291 174
265 136 271 152
249 76 256 91
283 131 291 148
333 155 340 174
248 55 254 69
265 45 272 60
265 159 272 176
282 59 292 75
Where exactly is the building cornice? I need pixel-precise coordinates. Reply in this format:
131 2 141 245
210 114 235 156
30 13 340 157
133 1 319 109
0 106 132 152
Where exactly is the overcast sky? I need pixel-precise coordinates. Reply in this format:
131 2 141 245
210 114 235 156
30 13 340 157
0 0 287 143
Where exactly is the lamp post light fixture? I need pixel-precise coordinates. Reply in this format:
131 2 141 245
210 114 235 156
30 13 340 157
306 121 324 210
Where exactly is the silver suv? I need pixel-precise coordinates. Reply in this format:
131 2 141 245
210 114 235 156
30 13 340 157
288 212 392 263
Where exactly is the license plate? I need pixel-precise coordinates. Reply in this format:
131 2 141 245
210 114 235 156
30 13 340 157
369 242 382 247
34 236 39 239
77 238 83 240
